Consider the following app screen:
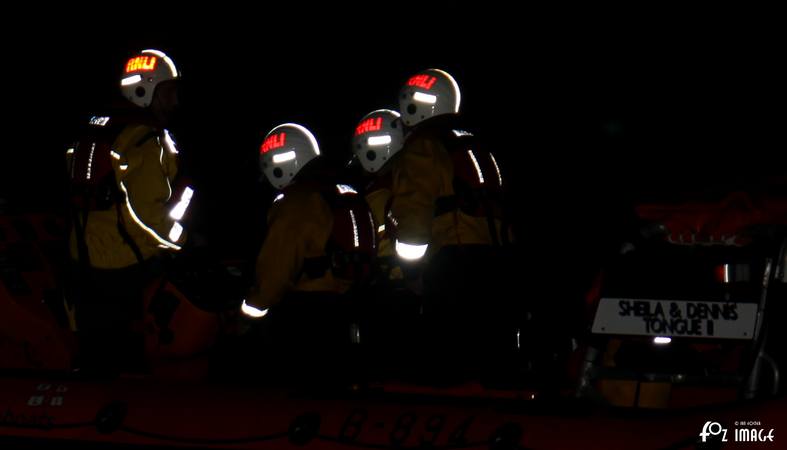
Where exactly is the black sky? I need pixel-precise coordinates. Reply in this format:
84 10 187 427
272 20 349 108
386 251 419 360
2 10 782 274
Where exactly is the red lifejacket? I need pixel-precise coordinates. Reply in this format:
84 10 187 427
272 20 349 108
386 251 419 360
297 183 377 285
435 127 509 245
67 115 129 211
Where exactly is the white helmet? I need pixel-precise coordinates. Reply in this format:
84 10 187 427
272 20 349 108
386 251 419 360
398 69 461 127
259 123 320 190
120 49 180 108
352 109 404 173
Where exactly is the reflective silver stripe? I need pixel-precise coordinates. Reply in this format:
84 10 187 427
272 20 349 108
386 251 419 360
86 143 96 180
386 210 399 227
121 75 142 86
168 187 194 221
241 300 268 318
489 152 503 186
162 129 179 154
168 222 184 242
336 184 358 195
395 240 428 260
452 129 473 137
367 135 392 146
158 145 173 201
413 92 437 104
273 151 296 163
368 211 376 246
90 116 110 126
467 150 484 184
349 210 359 248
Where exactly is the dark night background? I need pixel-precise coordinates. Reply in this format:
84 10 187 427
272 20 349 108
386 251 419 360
1 10 782 295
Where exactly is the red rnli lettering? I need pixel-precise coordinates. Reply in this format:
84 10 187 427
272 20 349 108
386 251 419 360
260 133 286 154
407 74 437 90
125 56 158 73
354 117 383 136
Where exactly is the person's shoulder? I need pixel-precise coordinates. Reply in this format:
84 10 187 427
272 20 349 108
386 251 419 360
365 173 392 194
111 110 160 149
111 125 157 153
274 182 330 211
266 183 335 230
404 115 468 150
409 114 464 136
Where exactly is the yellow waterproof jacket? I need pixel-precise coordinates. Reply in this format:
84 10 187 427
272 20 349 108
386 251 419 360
246 183 354 310
364 175 394 258
364 174 407 281
68 123 184 269
389 123 499 256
